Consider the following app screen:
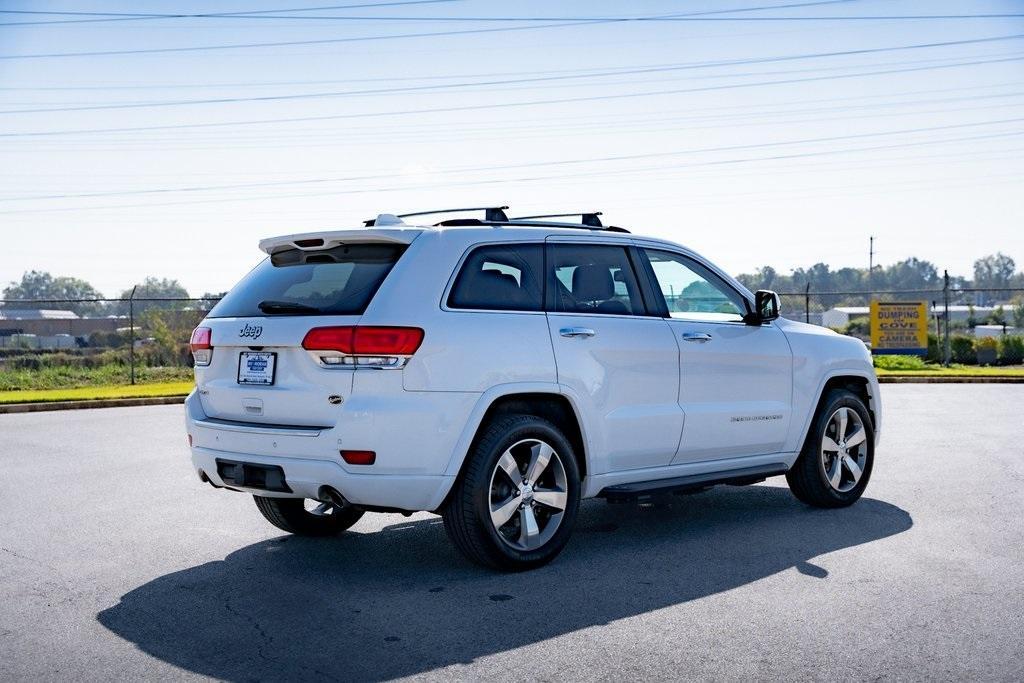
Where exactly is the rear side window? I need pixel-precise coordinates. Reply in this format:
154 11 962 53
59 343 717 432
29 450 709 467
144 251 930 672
448 244 544 312
546 244 646 316
208 243 405 318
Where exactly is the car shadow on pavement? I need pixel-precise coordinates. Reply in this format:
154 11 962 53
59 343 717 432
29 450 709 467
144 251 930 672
98 485 911 681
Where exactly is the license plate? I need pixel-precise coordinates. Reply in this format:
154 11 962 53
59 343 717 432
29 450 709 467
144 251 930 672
238 352 276 386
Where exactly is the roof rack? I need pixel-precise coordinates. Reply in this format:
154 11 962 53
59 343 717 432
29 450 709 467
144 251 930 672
510 212 603 227
435 218 630 234
363 206 508 226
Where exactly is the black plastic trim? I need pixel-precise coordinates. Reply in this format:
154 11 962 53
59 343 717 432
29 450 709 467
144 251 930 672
215 459 292 493
434 218 631 233
364 206 509 226
597 463 788 501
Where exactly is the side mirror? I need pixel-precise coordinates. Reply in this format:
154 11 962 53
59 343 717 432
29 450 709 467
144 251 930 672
747 290 780 325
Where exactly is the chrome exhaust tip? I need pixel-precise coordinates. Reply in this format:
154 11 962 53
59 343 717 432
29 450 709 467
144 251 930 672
318 485 349 508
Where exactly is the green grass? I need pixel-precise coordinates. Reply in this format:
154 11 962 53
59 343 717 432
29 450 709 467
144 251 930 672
0 364 193 391
874 364 1024 377
872 355 929 371
0 381 194 404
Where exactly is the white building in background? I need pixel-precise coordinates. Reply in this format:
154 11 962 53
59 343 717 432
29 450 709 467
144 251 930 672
974 324 1021 339
820 304 1005 329
821 306 870 329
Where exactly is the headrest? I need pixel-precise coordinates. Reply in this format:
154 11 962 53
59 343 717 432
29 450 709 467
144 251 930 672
572 264 614 301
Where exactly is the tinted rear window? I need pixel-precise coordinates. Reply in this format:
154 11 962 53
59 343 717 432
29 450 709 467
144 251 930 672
208 243 405 318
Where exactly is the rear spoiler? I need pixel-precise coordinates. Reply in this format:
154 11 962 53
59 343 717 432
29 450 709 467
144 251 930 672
258 228 425 256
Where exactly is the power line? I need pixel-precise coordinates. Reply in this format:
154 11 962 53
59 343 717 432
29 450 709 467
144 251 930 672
10 89 1024 151
0 1 854 26
4 45 1015 93
4 43 1022 116
0 1 461 26
5 2 1023 27
8 13 1024 25
0 2 882 58
4 39 1022 137
4 116 1020 203
3 128 1021 216
9 78 1018 144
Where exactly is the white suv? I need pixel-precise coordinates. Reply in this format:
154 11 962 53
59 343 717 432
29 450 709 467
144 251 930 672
185 207 880 571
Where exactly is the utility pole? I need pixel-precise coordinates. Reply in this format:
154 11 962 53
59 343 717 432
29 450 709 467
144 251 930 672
943 271 951 367
129 285 137 385
868 235 875 288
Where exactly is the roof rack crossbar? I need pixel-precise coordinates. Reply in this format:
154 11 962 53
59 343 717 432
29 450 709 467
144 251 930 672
434 218 629 234
510 212 603 227
363 206 509 226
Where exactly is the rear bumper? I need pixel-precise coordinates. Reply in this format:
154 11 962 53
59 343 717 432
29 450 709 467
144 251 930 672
183 389 463 511
190 446 453 511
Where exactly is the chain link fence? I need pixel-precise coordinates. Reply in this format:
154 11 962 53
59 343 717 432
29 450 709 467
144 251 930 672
0 296 217 391
2 284 1022 391
777 283 1024 366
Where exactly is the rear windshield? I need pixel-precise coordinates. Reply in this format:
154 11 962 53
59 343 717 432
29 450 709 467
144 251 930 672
208 243 406 318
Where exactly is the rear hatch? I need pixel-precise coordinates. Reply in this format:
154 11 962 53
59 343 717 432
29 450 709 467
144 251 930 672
193 232 416 427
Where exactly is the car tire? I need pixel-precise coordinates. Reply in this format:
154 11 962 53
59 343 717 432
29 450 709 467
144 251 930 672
253 496 365 536
786 388 874 508
442 414 581 571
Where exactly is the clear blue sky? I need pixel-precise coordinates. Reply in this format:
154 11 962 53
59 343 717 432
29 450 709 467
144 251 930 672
1 0 1022 296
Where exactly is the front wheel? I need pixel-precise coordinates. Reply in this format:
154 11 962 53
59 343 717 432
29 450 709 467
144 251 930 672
786 388 874 508
442 415 581 571
253 496 365 536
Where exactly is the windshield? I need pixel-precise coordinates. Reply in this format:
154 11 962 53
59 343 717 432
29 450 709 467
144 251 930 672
208 243 406 318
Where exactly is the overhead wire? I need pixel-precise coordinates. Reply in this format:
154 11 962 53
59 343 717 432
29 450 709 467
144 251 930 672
0 2 989 60
4 41 1024 115
3 116 1021 204
4 47 1022 137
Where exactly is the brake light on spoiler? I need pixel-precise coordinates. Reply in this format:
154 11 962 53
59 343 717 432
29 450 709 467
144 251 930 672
302 326 424 369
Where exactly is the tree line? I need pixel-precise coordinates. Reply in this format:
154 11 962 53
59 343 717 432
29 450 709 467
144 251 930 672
0 271 226 317
2 252 1021 319
735 252 1022 299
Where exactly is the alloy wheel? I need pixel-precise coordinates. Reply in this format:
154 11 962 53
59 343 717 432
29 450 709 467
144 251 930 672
488 439 569 551
820 406 868 493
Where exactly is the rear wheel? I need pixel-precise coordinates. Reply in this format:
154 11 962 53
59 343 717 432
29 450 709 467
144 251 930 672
253 496 365 536
443 414 581 571
786 388 874 508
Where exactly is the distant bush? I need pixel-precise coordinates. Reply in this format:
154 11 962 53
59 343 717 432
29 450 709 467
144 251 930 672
842 319 869 337
88 330 128 348
873 355 927 371
998 335 1024 366
975 336 998 365
926 333 942 363
950 335 977 364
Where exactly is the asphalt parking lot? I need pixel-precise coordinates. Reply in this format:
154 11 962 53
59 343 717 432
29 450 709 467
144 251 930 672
1 384 1022 681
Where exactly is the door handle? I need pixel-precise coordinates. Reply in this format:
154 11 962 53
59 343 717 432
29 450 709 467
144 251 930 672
560 327 596 338
681 331 712 343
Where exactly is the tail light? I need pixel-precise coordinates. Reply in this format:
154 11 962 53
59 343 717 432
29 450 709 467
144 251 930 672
190 327 213 366
302 326 423 369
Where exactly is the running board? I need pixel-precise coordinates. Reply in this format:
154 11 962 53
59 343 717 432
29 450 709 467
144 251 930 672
597 463 789 502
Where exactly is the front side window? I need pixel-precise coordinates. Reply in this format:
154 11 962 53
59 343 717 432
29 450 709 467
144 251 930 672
546 244 645 316
208 243 406 318
448 243 544 311
643 249 747 322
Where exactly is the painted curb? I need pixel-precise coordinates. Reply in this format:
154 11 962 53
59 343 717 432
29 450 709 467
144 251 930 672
877 376 1024 384
0 395 187 414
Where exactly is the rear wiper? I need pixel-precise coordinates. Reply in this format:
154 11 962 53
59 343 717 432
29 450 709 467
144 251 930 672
257 300 322 314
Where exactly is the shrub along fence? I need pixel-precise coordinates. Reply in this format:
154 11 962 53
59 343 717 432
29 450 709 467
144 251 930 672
776 282 1024 366
1 284 1022 390
0 297 214 390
